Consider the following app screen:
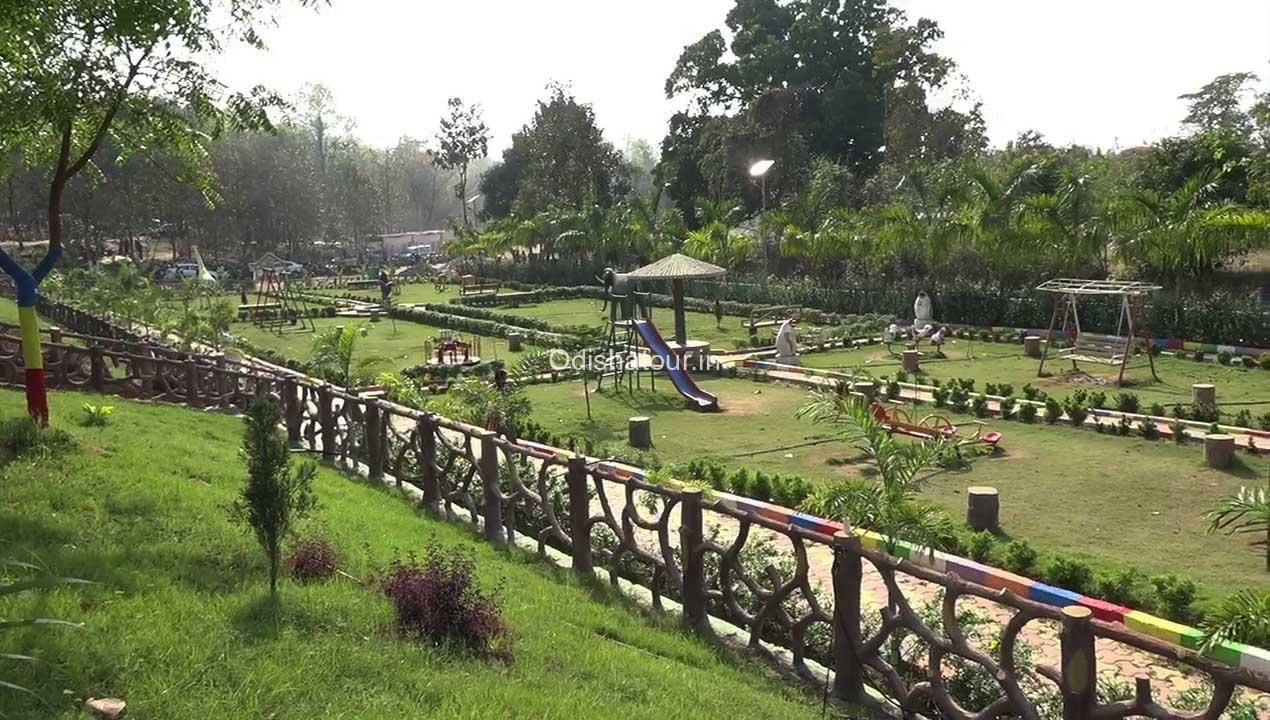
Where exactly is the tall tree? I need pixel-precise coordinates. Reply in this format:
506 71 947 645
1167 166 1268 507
0 0 319 422
434 98 489 226
479 85 629 221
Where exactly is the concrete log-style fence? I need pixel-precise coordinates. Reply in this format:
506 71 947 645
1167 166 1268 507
5 293 1270 719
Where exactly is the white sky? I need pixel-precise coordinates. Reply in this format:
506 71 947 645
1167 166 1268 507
218 0 1270 155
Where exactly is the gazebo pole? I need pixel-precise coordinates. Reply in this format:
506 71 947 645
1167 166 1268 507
672 278 687 347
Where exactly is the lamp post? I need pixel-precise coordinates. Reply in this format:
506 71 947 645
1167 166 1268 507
749 159 774 212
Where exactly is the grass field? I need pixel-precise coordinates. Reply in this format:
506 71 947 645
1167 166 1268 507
523 375 1270 600
0 388 825 718
801 339 1270 417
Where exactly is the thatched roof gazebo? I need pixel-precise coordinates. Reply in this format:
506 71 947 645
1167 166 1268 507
627 253 725 346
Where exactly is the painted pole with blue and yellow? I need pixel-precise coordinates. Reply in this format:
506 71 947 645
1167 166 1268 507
0 246 62 424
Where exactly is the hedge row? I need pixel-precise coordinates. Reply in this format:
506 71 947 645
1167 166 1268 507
459 259 1269 346
391 305 578 348
427 301 596 339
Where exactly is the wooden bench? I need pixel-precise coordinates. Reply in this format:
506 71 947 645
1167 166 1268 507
746 305 801 335
460 280 500 297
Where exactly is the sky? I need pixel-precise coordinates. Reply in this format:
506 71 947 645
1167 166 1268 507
218 0 1270 155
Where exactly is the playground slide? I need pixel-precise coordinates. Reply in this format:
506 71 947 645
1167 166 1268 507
630 319 719 411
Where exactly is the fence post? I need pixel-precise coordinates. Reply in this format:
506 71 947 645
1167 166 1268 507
1060 605 1096 720
475 429 503 545
184 359 199 407
419 415 440 512
89 345 105 392
283 379 301 443
318 386 336 460
566 456 593 575
215 355 228 406
679 487 707 628
831 530 865 701
48 326 61 344
365 400 383 481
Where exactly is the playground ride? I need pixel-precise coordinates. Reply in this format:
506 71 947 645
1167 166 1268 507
1035 278 1161 385
593 282 719 411
869 401 1003 449
425 331 482 368
241 268 315 335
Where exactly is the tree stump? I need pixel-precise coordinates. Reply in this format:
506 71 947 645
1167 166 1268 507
851 381 876 401
508 333 523 352
1204 434 1235 469
902 349 920 373
628 416 651 449
966 486 1000 532
1192 383 1216 406
1024 335 1041 358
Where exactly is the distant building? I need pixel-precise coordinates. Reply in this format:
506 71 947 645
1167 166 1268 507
377 230 446 259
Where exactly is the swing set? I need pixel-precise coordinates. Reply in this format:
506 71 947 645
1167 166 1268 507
1035 278 1161 385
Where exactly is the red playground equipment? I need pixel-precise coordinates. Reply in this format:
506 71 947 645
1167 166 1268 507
869 401 1003 449
425 332 482 368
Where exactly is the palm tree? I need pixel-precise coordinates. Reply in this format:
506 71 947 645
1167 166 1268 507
1200 588 1270 651
797 391 955 555
309 324 381 387
1206 472 1269 570
1118 169 1270 281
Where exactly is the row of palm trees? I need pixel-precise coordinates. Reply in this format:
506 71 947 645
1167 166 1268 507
447 161 1270 286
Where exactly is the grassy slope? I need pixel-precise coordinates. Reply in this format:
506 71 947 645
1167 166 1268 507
524 376 1270 599
801 339 1270 415
0 388 822 719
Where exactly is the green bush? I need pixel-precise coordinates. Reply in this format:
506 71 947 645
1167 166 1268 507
932 387 949 407
1018 403 1038 423
971 396 988 418
1170 418 1187 443
729 468 751 496
1150 574 1198 623
998 396 1017 418
1000 540 1038 575
1240 355 1257 369
1148 402 1166 417
1114 392 1140 414
983 382 998 396
1217 350 1233 366
1139 419 1160 440
749 471 773 502
1193 350 1206 362
1190 400 1220 423
885 380 901 400
1064 401 1088 427
1259 410 1270 431
1044 556 1094 594
1096 568 1153 609
1088 390 1106 409
1234 409 1253 428
1043 397 1062 424
1116 415 1132 436
894 370 909 384
1022 383 1040 401
1260 354 1270 370
965 531 996 563
997 383 1014 397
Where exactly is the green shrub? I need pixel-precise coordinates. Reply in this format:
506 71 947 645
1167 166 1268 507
1043 397 1063 424
1114 392 1140 414
1217 350 1233 366
1069 388 1088 406
1064 401 1088 427
965 531 996 563
1096 568 1152 609
1259 410 1270 431
80 403 115 427
894 370 909 384
729 468 751 496
1169 418 1187 443
998 396 1017 418
932 387 949 408
1240 355 1257 369
885 380 901 400
1116 415 1132 436
1148 402 1165 417
984 382 998 396
1045 556 1094 594
1001 540 1038 575
1019 403 1037 423
0 416 74 465
1260 354 1270 370
1088 391 1106 409
1150 574 1198 623
1139 419 1160 440
749 471 773 502
971 396 988 418
1022 383 1040 401
950 386 969 414
1193 350 1206 362
997 383 1014 397
1190 400 1220 423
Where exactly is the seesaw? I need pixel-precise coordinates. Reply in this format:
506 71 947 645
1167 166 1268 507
869 402 1003 448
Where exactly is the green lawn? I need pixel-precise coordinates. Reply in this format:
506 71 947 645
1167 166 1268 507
0 388 825 718
230 315 528 374
801 339 1270 418
523 376 1270 600
309 281 458 306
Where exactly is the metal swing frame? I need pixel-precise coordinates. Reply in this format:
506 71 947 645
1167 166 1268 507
1035 279 1162 385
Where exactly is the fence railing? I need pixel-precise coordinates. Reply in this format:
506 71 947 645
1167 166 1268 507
7 295 1270 719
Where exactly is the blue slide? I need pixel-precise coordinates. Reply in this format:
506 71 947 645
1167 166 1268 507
631 319 719 411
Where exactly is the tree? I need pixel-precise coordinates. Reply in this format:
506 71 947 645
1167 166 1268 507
309 323 381 387
1180 72 1259 137
230 396 317 597
479 85 628 221
0 0 319 423
434 98 489 226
